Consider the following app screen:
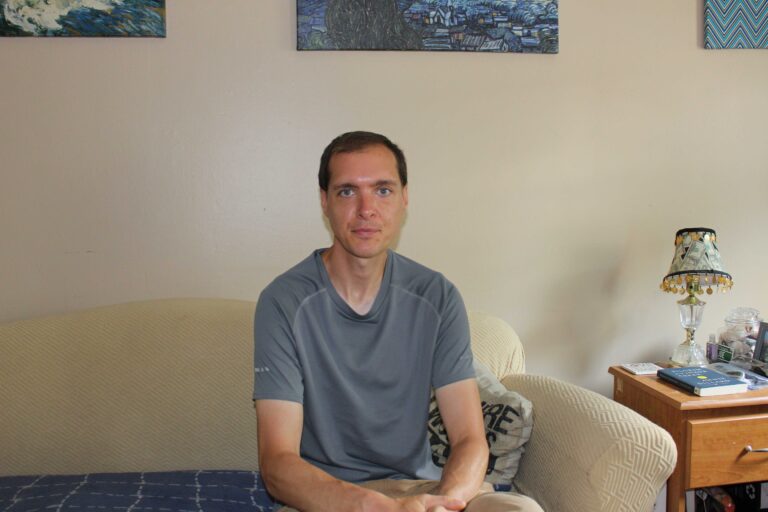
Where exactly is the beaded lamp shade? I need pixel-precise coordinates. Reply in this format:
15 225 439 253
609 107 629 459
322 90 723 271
661 227 733 366
661 227 733 296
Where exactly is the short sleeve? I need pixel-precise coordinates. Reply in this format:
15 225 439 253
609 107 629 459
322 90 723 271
252 286 304 403
431 282 475 389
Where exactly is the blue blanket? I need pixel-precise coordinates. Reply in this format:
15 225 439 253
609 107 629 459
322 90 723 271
0 471 277 512
0 470 513 512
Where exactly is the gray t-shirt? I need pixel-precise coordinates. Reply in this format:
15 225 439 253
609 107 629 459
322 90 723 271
253 249 474 483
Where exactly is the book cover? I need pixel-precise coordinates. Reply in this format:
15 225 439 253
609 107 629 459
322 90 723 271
657 366 748 396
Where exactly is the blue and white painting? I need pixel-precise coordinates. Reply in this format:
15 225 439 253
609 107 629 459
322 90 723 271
298 0 558 53
705 0 768 49
0 0 165 37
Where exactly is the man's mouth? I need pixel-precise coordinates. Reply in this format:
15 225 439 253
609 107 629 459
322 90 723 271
352 227 380 236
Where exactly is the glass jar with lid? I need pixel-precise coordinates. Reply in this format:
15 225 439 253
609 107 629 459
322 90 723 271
718 307 762 361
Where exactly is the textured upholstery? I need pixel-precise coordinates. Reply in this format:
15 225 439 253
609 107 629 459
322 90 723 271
0 299 258 476
0 298 676 512
468 310 526 378
507 375 677 512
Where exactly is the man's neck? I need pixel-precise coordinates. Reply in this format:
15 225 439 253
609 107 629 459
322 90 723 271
321 246 388 315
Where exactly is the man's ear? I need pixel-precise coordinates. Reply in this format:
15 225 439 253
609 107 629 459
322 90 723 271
402 185 409 207
320 189 328 215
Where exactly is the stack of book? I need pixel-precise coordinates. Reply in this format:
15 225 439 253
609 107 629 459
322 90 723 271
656 367 748 396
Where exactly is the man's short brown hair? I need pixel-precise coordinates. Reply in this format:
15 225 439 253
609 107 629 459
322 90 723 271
318 131 407 191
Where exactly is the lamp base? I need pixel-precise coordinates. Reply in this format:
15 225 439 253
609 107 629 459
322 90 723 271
670 342 708 367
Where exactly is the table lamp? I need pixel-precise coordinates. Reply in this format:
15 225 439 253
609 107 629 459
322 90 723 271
660 227 733 366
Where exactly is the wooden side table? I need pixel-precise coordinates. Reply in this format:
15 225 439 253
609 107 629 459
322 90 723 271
608 366 768 512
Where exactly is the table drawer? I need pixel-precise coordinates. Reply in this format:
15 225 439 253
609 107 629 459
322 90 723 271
687 414 768 488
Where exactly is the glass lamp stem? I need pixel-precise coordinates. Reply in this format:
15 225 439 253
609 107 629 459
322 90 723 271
671 286 708 366
685 326 696 345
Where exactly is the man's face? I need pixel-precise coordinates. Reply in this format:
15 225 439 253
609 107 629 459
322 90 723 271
321 144 408 261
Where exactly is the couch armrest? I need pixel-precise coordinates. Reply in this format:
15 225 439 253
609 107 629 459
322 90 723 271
502 374 676 512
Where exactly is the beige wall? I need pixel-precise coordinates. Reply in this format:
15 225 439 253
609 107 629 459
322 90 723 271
2 1 767 394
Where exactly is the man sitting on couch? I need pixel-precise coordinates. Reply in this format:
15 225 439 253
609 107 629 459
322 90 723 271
253 131 542 512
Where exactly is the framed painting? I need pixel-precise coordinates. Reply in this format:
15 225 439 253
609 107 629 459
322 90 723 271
705 0 768 49
756 322 768 363
0 0 166 37
297 0 558 53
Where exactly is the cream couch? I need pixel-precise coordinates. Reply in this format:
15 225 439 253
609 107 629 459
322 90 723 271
0 298 676 511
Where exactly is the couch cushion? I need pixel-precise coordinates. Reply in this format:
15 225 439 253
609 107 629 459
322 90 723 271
0 299 258 476
468 311 525 380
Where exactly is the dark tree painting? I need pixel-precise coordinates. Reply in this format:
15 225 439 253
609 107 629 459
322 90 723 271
297 0 558 53
326 0 422 49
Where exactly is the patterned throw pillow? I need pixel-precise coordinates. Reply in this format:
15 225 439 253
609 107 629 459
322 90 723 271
427 360 533 485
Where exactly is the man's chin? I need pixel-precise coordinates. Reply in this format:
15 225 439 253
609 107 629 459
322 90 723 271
339 243 389 261
351 249 387 260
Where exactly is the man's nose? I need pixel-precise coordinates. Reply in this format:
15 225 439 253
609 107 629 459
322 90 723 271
357 192 376 218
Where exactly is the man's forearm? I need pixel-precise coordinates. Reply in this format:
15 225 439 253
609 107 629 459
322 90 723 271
261 452 385 512
435 437 489 503
262 453 467 512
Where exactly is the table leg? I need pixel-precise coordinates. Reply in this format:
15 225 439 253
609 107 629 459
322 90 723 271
666 466 686 512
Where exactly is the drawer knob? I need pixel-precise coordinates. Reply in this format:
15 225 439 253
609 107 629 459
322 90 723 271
744 445 768 453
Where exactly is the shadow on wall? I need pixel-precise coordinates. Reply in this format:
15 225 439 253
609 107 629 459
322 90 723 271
526 252 624 381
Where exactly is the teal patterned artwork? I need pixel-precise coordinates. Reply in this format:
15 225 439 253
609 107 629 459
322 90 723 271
705 0 768 49
297 0 558 53
0 0 165 37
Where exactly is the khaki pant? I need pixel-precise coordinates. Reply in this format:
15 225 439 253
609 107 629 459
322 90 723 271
279 479 544 512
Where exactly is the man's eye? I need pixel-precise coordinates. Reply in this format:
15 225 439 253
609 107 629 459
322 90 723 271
377 188 392 196
338 189 354 197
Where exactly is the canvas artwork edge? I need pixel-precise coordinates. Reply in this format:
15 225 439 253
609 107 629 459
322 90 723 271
704 0 768 49
0 0 166 37
296 0 559 54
